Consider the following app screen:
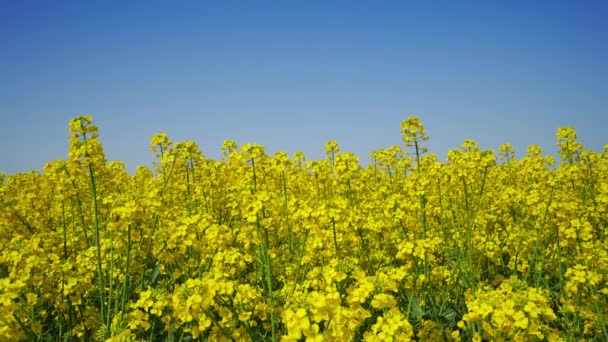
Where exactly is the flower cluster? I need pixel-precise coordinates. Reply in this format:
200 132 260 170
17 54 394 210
462 277 558 340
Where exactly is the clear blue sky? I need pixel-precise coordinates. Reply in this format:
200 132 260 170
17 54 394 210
1 0 607 174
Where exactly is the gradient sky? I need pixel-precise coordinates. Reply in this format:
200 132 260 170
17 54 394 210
1 0 607 174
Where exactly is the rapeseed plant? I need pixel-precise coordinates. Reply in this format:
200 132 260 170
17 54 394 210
0 116 606 341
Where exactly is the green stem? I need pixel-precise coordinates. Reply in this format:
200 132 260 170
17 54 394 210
281 172 294 254
88 163 106 335
107 230 114 332
120 224 132 325
61 202 68 259
331 217 339 258
251 158 277 342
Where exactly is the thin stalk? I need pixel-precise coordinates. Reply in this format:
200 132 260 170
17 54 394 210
120 224 132 324
65 168 91 245
79 112 106 335
61 202 68 259
107 230 114 332
414 140 422 172
256 217 277 341
331 218 339 258
88 163 106 335
291 228 310 294
462 176 473 284
251 158 277 342
281 172 294 253
11 208 35 234
414 140 427 238
186 160 191 200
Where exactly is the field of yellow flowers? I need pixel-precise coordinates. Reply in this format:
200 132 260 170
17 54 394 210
1 116 607 341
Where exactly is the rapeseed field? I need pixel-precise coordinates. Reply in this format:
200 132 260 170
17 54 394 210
1 116 607 341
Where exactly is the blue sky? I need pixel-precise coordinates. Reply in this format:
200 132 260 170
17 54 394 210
1 0 607 174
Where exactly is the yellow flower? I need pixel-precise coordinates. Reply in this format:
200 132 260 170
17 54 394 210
370 293 397 309
513 311 529 329
283 308 311 340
